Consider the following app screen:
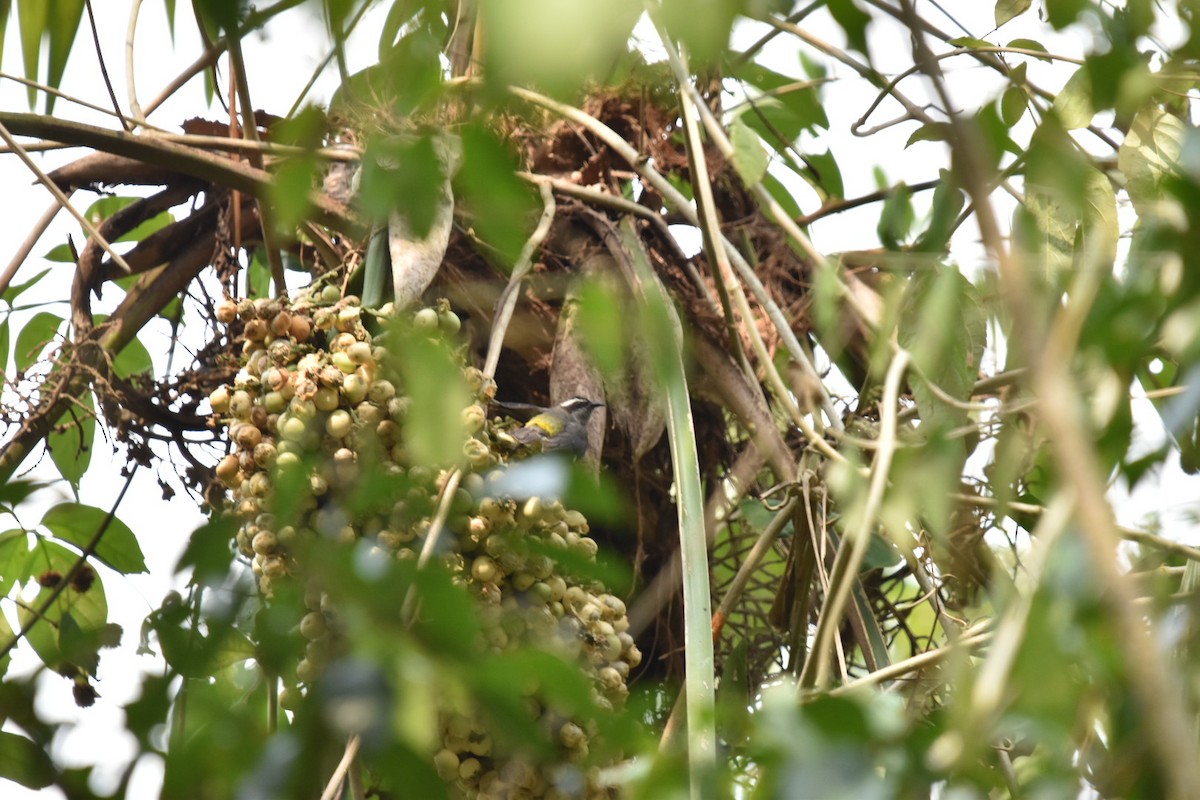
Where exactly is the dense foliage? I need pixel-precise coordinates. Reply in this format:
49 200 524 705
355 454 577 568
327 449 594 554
2 0 1200 798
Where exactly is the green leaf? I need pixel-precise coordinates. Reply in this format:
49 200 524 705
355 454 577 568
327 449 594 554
207 628 256 671
41 502 148 574
576 277 627 380
176 517 235 586
949 36 993 49
112 336 153 379
454 125 537 267
662 0 739 64
995 0 1031 26
762 171 803 221
19 537 108 671
389 327 471 467
898 266 987 436
91 314 153 378
0 478 42 508
266 106 326 233
915 170 965 253
480 0 641 96
45 0 84 114
1045 0 1088 29
733 62 829 142
827 0 871 54
0 731 55 788
0 529 30 598
1001 85 1028 126
359 135 445 236
1053 66 1094 129
906 122 951 148
16 0 48 108
1007 38 1051 60
48 390 94 490
360 227 390 310
798 149 844 201
14 311 62 372
1118 107 1184 215
0 1 10 69
246 249 272 298
729 116 769 185
2 267 51 303
877 183 914 250
0 609 13 678
0 316 9 382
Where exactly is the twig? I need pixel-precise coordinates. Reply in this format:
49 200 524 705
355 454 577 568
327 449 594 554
0 112 365 236
0 120 135 275
400 469 465 625
951 493 1200 563
225 23 287 296
319 735 362 800
85 0 129 131
125 0 148 124
828 621 993 696
0 199 70 297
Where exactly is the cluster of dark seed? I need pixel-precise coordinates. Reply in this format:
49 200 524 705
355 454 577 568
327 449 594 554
210 290 637 799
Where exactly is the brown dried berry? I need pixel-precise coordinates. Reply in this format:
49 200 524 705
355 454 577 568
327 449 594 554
38 570 63 588
72 676 98 708
71 564 96 593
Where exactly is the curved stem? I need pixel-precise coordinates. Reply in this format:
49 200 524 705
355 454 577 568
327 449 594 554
800 349 908 692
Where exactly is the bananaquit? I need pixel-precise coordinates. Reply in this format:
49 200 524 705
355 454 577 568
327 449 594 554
500 396 604 457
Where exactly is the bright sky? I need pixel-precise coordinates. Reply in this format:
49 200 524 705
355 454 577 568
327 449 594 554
1 3 1197 799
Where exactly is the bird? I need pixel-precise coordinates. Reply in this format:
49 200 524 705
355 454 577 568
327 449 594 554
495 396 604 457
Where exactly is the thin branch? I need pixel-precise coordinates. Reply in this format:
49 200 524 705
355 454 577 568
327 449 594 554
319 735 362 800
401 469 465 624
0 199 69 297
0 112 365 236
796 179 940 227
828 621 993 696
0 120 135 275
85 0 129 131
225 23 287 296
952 493 1200 563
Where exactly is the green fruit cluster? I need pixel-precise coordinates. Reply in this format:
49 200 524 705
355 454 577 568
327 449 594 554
209 290 637 799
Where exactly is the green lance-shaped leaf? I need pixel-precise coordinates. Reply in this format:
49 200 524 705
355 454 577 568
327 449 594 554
41 501 148 574
897 265 987 438
48 390 95 491
360 227 391 310
0 731 55 789
729 115 770 186
1118 107 1185 215
16 0 47 108
14 310 61 372
45 0 83 114
0 2 11 70
616 218 716 792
